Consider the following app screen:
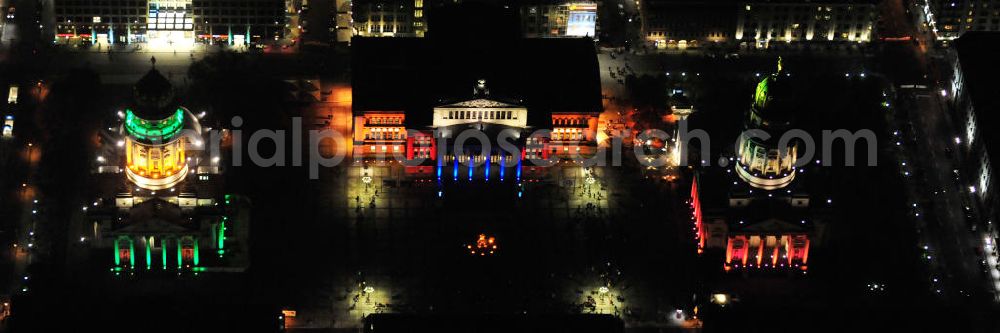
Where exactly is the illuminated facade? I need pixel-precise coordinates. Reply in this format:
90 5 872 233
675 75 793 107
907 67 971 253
735 1 877 47
920 0 1000 41
640 0 876 49
124 108 192 190
353 111 408 158
352 0 428 38
690 59 818 273
352 80 599 178
950 34 1000 279
520 2 598 38
332 0 354 42
351 36 603 184
641 0 736 49
86 64 247 275
53 0 286 47
53 0 146 45
348 0 597 40
551 112 599 157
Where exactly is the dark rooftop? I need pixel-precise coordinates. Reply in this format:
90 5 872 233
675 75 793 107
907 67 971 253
133 68 177 120
955 32 1000 171
351 36 602 128
363 314 623 333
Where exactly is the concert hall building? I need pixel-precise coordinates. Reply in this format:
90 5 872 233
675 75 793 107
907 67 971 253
351 36 602 182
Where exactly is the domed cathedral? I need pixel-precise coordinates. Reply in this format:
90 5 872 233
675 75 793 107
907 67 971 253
83 58 249 275
122 63 203 190
736 57 798 190
688 58 823 274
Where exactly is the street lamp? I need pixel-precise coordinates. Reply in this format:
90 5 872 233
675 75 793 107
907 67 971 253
711 293 729 306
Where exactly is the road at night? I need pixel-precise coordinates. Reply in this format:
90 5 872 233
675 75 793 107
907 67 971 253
873 0 997 305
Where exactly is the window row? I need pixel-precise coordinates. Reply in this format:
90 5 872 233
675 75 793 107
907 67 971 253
447 110 515 120
367 117 403 125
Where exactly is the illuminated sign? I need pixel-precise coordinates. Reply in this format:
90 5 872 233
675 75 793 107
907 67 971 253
148 1 193 31
566 3 597 37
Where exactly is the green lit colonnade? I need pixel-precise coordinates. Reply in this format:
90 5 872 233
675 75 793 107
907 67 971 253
111 215 229 274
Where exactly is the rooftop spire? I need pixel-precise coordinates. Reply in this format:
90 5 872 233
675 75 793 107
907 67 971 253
474 79 489 97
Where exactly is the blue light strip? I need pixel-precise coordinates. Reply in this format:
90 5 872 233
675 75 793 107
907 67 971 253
500 156 506 181
484 156 491 182
516 157 523 182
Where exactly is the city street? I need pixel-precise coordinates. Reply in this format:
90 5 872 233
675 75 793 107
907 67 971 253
876 0 997 304
894 87 989 301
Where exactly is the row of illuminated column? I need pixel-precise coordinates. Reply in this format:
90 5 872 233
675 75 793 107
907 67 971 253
113 235 201 271
723 234 809 271
439 153 523 182
125 136 187 179
690 179 705 253
738 135 796 177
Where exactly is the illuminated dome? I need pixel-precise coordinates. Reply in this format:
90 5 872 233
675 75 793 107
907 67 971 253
736 58 798 190
749 59 795 129
122 66 203 191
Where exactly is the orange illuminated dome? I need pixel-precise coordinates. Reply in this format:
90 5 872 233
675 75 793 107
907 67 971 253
122 68 203 191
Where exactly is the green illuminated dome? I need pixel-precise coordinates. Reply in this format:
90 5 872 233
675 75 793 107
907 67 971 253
749 58 796 130
125 108 185 142
737 58 799 190
124 65 202 144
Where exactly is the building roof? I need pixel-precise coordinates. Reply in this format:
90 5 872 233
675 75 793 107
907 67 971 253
133 68 178 120
695 165 814 232
436 98 523 109
955 32 1000 189
956 32 1000 167
352 36 602 128
116 198 199 233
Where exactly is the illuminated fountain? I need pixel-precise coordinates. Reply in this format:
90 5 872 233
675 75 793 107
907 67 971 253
467 234 498 256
